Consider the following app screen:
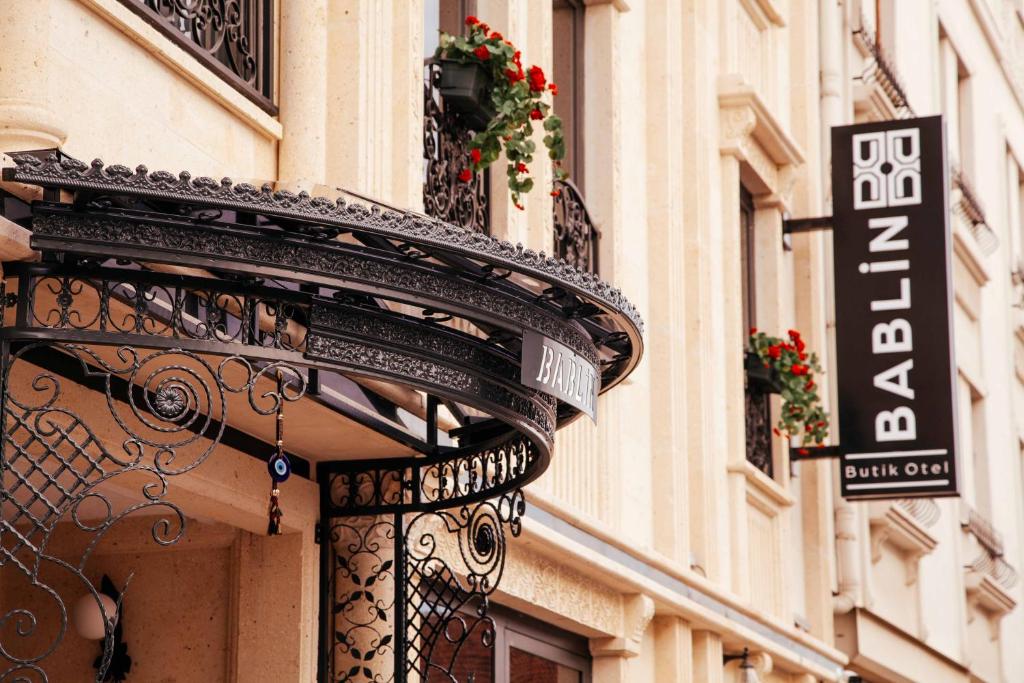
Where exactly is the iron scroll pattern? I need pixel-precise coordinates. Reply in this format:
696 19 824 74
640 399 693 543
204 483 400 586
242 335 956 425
118 0 273 109
744 387 773 478
6 154 642 337
552 179 599 274
0 341 305 681
326 489 525 682
423 61 490 235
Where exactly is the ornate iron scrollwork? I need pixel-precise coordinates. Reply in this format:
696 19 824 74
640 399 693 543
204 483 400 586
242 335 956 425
423 61 490 234
552 178 599 274
118 0 273 110
744 387 773 478
325 488 524 682
0 342 305 681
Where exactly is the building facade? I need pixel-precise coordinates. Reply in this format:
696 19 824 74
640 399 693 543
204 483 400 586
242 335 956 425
0 0 1023 682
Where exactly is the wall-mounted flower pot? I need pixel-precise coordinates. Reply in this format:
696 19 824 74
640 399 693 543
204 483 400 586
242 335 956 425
745 351 783 394
438 58 496 130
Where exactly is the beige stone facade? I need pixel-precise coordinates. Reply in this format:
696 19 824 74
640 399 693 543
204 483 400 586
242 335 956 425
1 0 1024 681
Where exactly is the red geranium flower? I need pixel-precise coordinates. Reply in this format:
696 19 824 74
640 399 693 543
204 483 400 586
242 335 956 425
516 162 528 173
788 329 800 340
530 108 543 120
767 344 781 359
749 327 757 334
791 364 808 376
514 202 524 210
798 448 810 456
528 65 546 92
548 83 559 95
550 189 562 197
479 22 490 33
490 31 503 40
806 379 815 390
473 45 490 61
465 15 479 25
506 67 524 83
458 168 472 182
470 148 481 165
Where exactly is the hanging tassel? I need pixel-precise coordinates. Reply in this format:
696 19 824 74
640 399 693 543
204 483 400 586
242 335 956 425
267 370 291 536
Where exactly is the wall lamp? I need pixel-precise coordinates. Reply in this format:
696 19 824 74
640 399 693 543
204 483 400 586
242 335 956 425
723 647 763 683
72 575 132 681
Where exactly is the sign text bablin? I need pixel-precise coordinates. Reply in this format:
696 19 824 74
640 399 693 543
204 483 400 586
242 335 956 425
831 116 960 499
520 330 599 421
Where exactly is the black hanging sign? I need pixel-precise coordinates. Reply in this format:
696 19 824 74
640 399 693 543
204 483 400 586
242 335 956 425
520 330 599 421
831 115 960 499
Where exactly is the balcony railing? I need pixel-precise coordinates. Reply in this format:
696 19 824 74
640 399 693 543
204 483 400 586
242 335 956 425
852 16 915 118
552 178 599 274
962 504 1019 591
117 0 275 113
952 168 999 255
744 389 773 477
423 61 490 234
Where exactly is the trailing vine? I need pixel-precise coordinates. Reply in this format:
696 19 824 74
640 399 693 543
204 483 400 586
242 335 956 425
748 328 829 447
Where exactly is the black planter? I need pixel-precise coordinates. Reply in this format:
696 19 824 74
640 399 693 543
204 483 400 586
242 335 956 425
438 59 496 130
745 352 783 394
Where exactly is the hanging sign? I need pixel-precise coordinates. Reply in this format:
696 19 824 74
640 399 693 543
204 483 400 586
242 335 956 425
520 330 599 421
830 115 960 499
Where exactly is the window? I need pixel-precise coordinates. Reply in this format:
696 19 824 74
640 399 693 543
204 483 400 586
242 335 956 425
117 0 274 113
552 0 585 183
740 184 756 334
939 33 971 172
425 604 591 682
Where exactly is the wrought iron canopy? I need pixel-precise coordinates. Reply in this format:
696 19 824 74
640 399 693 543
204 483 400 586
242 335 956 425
0 150 643 682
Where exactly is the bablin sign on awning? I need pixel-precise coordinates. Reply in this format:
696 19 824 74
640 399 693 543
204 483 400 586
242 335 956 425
830 115 960 499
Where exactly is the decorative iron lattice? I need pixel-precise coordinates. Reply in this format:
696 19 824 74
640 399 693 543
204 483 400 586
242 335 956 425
14 264 308 353
118 0 274 111
325 489 524 682
744 388 773 478
0 341 305 681
423 61 490 234
552 178 599 274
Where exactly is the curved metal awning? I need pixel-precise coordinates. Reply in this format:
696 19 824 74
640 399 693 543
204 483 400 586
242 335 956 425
1 150 643 511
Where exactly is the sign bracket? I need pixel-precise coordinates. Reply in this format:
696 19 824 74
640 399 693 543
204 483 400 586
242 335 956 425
782 215 832 251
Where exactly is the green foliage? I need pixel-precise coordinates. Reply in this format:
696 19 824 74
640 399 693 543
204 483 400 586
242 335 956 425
748 329 830 447
437 17 567 208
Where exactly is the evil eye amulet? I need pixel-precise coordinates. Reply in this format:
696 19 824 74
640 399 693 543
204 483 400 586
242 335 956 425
268 454 291 483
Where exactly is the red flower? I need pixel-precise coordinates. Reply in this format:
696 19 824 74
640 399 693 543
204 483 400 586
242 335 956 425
798 448 810 456
458 168 472 182
796 338 806 352
788 329 801 340
528 65 546 92
465 15 479 25
513 51 522 66
506 67 524 83
514 202 524 210
772 428 781 436
749 327 758 334
798 351 807 361
791 364 808 376
516 162 528 173
767 344 781 360
550 189 562 197
470 148 481 165
530 108 543 120
473 45 490 61
479 22 490 33
548 82 559 95
805 379 815 390
490 31 503 40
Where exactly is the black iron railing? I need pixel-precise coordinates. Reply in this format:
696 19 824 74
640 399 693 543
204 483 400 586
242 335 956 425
952 168 999 255
117 0 275 113
744 389 773 477
962 505 1020 590
852 16 915 118
552 178 599 274
423 61 490 234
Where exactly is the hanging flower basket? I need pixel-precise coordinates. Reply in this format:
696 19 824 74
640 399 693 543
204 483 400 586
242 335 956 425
748 328 830 447
437 58 497 130
435 15 567 208
744 351 783 393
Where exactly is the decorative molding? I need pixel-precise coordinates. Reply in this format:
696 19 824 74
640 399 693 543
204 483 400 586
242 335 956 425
5 154 642 336
729 461 795 509
964 571 1017 638
868 501 939 586
718 75 805 167
589 593 655 658
853 82 901 123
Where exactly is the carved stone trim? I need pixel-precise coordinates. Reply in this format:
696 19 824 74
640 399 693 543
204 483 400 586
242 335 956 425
868 501 938 586
4 154 642 335
589 593 655 658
